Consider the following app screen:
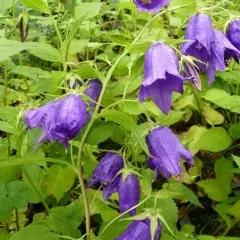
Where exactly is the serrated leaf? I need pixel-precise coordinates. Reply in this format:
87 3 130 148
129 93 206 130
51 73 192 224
75 3 102 20
165 183 202 207
232 155 240 168
197 179 228 202
0 0 19 14
196 127 231 152
0 106 19 122
12 66 49 80
86 121 119 145
0 39 29 63
204 88 240 113
48 200 84 238
228 201 240 219
27 43 62 63
42 165 75 201
21 0 49 14
98 110 150 155
9 222 57 240
0 121 17 134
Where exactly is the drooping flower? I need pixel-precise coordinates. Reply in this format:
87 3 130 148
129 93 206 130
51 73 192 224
226 20 240 63
207 29 240 84
88 153 140 216
146 126 193 179
138 42 186 115
182 61 202 91
24 94 86 149
181 14 213 73
118 174 140 216
133 0 170 13
226 20 240 52
115 218 162 240
88 153 124 187
181 14 240 85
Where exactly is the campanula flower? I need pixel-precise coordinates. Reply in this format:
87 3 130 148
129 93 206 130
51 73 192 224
138 42 185 115
146 127 193 179
226 20 240 63
133 0 170 13
118 174 140 216
115 218 162 240
24 94 86 149
181 14 213 73
88 153 124 187
207 29 240 84
88 153 140 216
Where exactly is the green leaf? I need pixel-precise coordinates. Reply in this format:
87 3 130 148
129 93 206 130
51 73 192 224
48 200 84 238
21 0 49 14
204 88 240 113
0 229 10 240
228 201 240 219
232 155 240 168
229 123 240 139
0 121 17 134
11 66 49 80
42 165 75 201
0 39 29 63
0 0 19 14
197 179 228 202
9 222 57 240
164 183 202 207
202 105 224 126
140 169 153 196
27 42 62 63
0 196 13 223
119 101 144 116
196 127 231 152
156 198 178 234
68 39 88 55
86 121 119 145
0 106 19 122
75 2 102 20
98 110 150 155
214 158 234 192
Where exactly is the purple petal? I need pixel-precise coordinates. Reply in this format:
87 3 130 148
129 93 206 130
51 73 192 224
133 0 170 13
88 153 124 187
146 127 193 179
118 174 140 216
226 20 240 51
103 175 120 201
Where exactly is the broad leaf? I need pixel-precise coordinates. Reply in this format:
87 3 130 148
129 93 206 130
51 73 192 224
21 0 49 14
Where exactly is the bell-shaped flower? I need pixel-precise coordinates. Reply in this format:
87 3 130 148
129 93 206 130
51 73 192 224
103 173 140 216
115 218 161 240
118 174 140 216
88 153 124 187
146 126 193 179
133 0 170 13
181 14 213 73
226 20 240 63
207 29 240 85
24 94 86 149
138 42 185 115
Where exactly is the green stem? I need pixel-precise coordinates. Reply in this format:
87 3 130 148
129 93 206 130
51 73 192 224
72 0 76 18
234 84 239 123
223 218 239 236
76 9 173 240
22 166 50 212
15 208 19 231
97 196 151 239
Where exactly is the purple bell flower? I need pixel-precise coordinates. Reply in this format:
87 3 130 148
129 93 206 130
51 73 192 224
88 153 124 187
207 29 240 84
115 218 162 240
84 79 102 108
133 0 170 13
88 154 140 216
118 174 140 216
181 14 213 73
138 42 186 115
226 20 240 51
146 127 193 179
226 20 240 63
24 94 86 149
